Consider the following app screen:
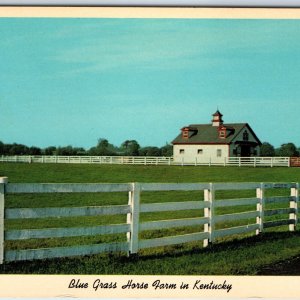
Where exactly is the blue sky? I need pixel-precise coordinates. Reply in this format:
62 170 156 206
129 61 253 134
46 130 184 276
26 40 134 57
0 18 299 149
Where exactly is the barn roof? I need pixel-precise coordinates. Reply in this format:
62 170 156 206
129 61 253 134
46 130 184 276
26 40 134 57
172 123 261 145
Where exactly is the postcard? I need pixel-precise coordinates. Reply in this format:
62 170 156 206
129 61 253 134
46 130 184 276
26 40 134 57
0 6 299 299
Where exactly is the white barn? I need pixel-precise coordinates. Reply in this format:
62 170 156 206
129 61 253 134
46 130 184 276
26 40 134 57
172 110 261 164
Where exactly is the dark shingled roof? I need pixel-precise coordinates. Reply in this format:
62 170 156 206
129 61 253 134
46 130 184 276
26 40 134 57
172 123 254 144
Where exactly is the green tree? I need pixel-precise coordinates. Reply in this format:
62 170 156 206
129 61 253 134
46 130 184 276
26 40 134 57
29 146 42 155
97 138 111 155
89 138 116 156
160 143 173 156
121 140 140 156
9 143 29 155
276 143 299 157
56 145 79 156
139 146 161 156
43 146 57 155
0 141 4 155
260 142 275 156
73 147 86 156
3 144 12 155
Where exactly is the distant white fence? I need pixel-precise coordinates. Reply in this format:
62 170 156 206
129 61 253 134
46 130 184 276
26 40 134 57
0 155 173 165
179 156 290 167
0 155 291 167
0 177 298 263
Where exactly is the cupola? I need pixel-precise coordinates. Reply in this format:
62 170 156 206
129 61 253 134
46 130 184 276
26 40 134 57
212 110 224 127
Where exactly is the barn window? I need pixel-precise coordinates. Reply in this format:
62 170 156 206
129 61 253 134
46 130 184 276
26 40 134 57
179 149 185 154
217 149 222 157
197 149 203 154
243 130 249 141
219 131 225 138
182 130 189 139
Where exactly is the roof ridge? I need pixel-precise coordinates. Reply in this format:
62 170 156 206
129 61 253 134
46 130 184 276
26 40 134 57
189 123 246 126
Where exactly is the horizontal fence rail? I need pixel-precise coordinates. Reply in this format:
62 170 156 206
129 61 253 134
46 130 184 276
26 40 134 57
0 155 294 167
0 177 298 263
6 223 131 240
5 242 130 262
6 205 131 219
6 183 132 194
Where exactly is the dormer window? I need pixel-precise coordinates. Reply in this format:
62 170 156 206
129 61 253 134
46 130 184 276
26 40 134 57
218 125 227 139
219 130 226 138
181 126 198 140
182 130 189 139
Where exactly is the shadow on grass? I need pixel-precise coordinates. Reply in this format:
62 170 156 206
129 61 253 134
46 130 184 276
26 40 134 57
132 231 300 261
257 255 300 275
1 231 299 275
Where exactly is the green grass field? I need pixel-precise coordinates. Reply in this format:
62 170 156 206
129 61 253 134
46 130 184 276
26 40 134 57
0 163 300 275
2 162 300 183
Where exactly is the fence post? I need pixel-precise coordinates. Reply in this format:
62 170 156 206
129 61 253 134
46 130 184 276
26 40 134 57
127 182 140 255
203 183 215 247
289 183 299 231
0 177 8 264
256 183 265 235
270 157 273 168
126 188 132 255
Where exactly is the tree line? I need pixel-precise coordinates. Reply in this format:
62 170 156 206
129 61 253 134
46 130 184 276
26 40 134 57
0 139 173 157
260 142 299 157
0 139 299 157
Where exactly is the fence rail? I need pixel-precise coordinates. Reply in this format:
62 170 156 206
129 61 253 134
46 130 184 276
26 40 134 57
0 155 293 167
0 177 298 263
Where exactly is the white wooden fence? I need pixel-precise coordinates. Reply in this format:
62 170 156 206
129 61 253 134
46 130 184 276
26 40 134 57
0 177 298 263
0 155 173 165
0 155 291 167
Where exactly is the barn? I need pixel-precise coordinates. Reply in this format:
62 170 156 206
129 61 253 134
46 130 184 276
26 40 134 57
172 110 262 164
